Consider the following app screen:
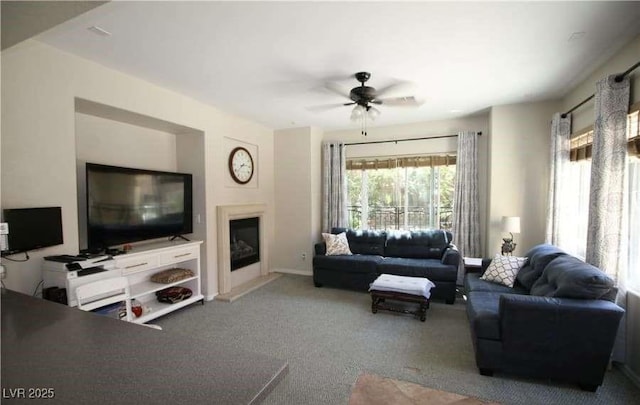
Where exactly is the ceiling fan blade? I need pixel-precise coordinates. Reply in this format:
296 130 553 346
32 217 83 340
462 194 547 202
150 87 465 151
306 102 351 112
376 96 423 107
323 81 352 100
375 81 413 98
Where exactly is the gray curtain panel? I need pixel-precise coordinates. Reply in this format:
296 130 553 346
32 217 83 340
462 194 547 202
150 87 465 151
452 131 481 284
545 113 572 245
322 142 348 233
586 74 630 363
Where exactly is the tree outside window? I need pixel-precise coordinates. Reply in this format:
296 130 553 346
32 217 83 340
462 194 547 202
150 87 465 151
346 155 455 231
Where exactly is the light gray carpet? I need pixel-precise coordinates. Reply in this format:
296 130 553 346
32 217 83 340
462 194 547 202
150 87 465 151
154 274 640 404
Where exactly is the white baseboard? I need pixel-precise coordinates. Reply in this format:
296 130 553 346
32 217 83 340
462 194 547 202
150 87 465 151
619 363 640 389
272 268 312 277
205 293 217 301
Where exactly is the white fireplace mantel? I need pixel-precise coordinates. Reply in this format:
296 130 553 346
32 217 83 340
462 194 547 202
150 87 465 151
216 204 269 295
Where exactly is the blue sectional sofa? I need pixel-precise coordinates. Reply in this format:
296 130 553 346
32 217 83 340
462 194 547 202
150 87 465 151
313 228 460 304
464 244 625 391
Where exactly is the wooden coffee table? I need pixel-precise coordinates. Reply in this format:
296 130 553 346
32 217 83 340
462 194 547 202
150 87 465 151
370 289 430 322
369 274 434 322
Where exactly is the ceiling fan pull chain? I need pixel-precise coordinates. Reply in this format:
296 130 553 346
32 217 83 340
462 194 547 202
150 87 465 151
362 112 368 136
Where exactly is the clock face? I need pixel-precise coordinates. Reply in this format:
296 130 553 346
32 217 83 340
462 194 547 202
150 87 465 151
228 147 254 184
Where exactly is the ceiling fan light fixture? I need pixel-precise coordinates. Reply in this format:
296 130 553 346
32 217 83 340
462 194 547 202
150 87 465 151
368 106 380 121
314 71 418 136
350 105 365 121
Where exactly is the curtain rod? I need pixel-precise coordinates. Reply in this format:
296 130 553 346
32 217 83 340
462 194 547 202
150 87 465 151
344 131 482 146
561 59 640 118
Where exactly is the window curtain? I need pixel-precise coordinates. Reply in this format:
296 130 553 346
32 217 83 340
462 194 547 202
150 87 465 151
545 113 572 245
452 131 481 284
322 142 348 233
586 74 630 363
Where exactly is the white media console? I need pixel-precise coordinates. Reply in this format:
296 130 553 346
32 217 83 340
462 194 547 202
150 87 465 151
43 240 204 324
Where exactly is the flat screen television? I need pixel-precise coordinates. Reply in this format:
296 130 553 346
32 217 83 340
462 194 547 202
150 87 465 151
1 207 64 255
86 163 193 251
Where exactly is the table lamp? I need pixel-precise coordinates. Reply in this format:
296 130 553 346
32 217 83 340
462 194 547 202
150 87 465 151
501 216 520 255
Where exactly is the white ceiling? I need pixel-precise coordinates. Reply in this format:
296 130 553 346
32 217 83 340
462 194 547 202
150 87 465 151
31 1 640 131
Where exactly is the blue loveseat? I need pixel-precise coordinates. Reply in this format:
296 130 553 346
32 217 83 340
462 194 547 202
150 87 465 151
313 228 460 304
464 244 624 391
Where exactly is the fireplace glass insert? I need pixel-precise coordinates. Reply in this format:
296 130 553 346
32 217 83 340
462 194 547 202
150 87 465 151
229 217 260 271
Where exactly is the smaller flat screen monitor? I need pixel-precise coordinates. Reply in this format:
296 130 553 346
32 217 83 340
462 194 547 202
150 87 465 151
2 207 64 255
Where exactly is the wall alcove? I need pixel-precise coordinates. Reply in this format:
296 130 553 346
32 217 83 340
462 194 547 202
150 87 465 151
73 98 209 287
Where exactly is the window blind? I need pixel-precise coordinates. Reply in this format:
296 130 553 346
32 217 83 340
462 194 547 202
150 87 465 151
570 104 640 161
346 154 456 170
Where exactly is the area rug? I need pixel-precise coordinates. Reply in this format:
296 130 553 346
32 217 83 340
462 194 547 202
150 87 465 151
349 373 500 405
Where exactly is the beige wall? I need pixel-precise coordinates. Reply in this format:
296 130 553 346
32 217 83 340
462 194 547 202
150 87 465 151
564 33 640 132
309 127 324 256
272 126 324 274
1 40 275 298
76 112 178 172
273 127 313 273
322 104 561 259
487 100 561 257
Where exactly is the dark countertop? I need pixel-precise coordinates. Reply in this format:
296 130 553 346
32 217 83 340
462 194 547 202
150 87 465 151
1 289 288 404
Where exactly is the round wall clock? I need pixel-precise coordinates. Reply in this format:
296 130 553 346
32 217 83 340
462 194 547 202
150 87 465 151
228 146 254 184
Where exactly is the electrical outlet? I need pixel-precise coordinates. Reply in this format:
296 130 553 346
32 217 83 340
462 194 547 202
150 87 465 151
301 253 307 261
0 264 6 280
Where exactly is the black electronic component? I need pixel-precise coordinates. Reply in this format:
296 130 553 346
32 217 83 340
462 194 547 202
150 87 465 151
42 287 67 305
45 255 88 263
76 267 106 277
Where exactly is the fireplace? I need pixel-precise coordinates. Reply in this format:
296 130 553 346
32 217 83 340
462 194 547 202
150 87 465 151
216 204 269 295
230 217 260 271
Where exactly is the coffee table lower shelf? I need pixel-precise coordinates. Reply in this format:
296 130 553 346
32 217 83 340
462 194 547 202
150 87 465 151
370 290 430 322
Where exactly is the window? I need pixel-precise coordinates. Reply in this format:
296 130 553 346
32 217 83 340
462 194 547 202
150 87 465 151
346 155 456 230
564 159 591 259
566 108 640 291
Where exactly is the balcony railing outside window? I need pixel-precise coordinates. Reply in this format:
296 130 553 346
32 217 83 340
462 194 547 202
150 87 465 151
348 205 453 231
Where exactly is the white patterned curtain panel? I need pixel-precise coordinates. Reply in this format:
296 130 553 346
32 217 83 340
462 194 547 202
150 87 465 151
452 131 481 285
322 142 348 233
585 74 630 363
545 113 572 245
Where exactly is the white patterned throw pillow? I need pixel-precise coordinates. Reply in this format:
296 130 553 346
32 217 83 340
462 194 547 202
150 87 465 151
481 255 527 287
322 232 353 256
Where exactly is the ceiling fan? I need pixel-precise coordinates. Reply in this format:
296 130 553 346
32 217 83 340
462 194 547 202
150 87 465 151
308 72 421 135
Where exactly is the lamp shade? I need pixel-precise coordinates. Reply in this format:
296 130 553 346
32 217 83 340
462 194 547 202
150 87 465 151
502 216 521 234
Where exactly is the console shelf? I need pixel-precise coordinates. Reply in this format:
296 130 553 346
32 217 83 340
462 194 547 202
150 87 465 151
115 240 204 323
43 240 204 323
132 295 204 324
129 276 199 299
